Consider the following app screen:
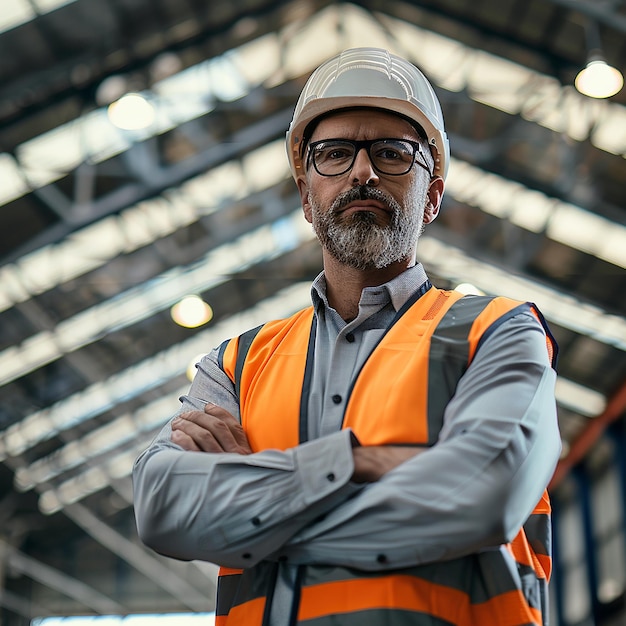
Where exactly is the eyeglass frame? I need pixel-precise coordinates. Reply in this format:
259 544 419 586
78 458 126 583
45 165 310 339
305 137 434 179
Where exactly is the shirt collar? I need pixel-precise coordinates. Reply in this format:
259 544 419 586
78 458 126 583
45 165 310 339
311 263 430 313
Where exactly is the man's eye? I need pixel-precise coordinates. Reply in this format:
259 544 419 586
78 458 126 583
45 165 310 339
375 143 413 163
377 148 401 160
317 147 351 161
327 148 351 159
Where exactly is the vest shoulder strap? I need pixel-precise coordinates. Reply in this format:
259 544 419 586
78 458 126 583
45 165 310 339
217 325 264 400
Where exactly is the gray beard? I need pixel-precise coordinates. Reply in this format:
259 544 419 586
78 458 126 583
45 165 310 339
310 185 425 270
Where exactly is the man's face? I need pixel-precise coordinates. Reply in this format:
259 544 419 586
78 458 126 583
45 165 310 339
297 109 443 271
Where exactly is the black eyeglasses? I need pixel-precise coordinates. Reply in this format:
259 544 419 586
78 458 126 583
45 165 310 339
306 138 433 178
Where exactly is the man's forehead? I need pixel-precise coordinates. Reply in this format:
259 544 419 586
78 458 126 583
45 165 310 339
309 108 421 140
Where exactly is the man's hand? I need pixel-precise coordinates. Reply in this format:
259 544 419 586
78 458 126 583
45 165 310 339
352 446 426 483
171 403 252 455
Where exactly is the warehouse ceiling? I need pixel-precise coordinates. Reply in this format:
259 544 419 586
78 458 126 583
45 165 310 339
0 0 625 622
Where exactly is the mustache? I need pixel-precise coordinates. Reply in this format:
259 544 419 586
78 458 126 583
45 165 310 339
331 185 399 214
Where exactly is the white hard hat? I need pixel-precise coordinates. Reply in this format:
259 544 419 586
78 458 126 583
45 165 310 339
286 47 449 181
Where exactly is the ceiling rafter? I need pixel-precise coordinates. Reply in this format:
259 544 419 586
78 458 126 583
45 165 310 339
1 540 126 615
546 0 626 32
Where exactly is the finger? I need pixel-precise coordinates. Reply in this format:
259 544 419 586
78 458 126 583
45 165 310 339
172 417 226 453
203 402 239 423
178 405 252 454
170 427 202 452
202 404 252 454
202 416 252 454
231 427 253 454
178 405 237 428
176 414 251 454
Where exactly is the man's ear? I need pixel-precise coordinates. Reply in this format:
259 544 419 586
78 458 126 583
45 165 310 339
297 177 313 223
424 176 444 224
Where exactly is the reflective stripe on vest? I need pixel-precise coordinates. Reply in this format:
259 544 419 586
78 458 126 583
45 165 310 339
216 287 556 625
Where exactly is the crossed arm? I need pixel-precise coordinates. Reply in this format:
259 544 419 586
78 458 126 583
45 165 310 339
133 312 561 570
169 401 419 483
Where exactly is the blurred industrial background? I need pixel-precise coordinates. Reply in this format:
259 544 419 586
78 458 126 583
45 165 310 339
0 0 624 624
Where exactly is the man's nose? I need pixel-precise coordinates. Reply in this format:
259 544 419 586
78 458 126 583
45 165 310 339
351 148 380 186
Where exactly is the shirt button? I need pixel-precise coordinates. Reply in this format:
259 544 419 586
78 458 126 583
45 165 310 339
345 332 355 343
326 472 336 482
242 553 252 559
332 394 342 404
251 517 261 526
377 554 388 564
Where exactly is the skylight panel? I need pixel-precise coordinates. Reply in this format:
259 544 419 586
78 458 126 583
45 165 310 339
32 0 77 11
0 0 78 33
0 0 35 33
0 153 29 204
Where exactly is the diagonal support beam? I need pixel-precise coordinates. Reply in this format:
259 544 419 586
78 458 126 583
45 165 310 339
63 503 214 613
0 539 51 620
0 587 50 621
2 539 125 615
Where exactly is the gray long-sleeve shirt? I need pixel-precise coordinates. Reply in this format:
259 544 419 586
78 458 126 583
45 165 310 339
133 263 561 581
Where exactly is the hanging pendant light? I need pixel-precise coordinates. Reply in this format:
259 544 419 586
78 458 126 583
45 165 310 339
574 18 623 99
107 93 156 130
575 51 624 99
170 295 213 328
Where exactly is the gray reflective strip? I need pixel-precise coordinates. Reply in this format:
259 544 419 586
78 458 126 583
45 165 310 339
302 609 456 626
215 572 242 616
524 512 552 557
298 317 317 444
426 295 494 445
216 339 229 370
301 549 543 607
303 564 379 586
234 325 264 400
216 561 277 614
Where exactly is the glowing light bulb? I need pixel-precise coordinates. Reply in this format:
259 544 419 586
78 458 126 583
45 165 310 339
575 60 624 99
170 295 213 328
107 93 156 130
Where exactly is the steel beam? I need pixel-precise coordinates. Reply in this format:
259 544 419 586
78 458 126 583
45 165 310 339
63 503 214 613
2 540 125 615
545 0 626 33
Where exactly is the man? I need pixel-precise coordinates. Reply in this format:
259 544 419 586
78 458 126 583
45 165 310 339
133 48 561 626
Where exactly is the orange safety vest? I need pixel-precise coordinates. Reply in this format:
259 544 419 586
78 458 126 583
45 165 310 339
215 286 557 626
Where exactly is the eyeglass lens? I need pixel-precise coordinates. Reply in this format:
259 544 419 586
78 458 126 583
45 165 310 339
310 139 429 177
